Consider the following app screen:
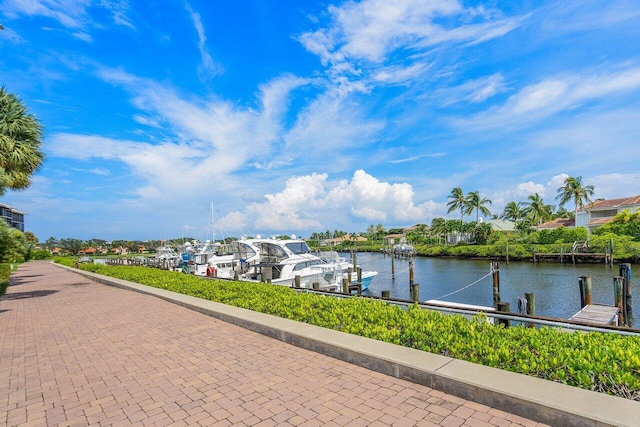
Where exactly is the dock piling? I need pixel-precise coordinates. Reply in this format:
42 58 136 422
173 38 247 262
619 264 633 327
410 283 420 302
497 302 510 327
579 276 592 307
492 262 500 308
613 276 625 325
525 292 535 328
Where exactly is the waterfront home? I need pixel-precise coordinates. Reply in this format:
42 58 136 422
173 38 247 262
537 217 575 230
321 234 368 247
576 194 640 234
485 219 516 231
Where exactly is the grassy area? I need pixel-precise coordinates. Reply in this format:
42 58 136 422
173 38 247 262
57 258 640 401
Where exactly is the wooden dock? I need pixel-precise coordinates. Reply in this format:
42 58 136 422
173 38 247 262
570 304 620 326
532 252 611 264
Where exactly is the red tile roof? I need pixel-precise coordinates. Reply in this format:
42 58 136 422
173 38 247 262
580 195 640 210
587 217 614 226
538 218 575 229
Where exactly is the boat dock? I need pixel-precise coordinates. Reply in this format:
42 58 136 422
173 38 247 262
532 252 611 264
570 304 620 326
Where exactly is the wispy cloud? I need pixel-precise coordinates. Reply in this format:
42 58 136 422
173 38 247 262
456 66 640 131
298 0 524 75
1 0 134 34
185 3 223 81
389 152 446 164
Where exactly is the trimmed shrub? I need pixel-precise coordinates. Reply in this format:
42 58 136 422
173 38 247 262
0 263 10 296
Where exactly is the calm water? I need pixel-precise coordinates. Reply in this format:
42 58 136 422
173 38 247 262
345 252 639 325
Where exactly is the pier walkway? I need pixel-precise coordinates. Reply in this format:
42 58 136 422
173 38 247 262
1 261 636 426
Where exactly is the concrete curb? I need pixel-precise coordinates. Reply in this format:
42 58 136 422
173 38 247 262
59 264 639 427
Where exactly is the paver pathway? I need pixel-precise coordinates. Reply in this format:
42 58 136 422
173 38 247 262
0 261 548 426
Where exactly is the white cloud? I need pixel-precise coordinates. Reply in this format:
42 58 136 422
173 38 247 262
1 0 91 29
298 0 523 67
437 74 506 106
1 0 134 32
218 170 438 234
459 66 640 131
284 89 385 169
590 173 640 199
100 0 135 29
185 2 223 81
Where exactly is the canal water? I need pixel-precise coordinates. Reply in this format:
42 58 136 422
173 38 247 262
347 252 639 326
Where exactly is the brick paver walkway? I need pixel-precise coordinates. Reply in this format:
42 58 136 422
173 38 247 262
0 261 548 426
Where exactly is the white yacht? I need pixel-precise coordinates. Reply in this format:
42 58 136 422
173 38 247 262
231 236 377 291
180 240 235 278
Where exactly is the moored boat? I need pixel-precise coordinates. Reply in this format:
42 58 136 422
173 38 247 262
231 236 377 291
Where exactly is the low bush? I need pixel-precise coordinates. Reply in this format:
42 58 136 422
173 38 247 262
0 263 10 296
57 258 640 400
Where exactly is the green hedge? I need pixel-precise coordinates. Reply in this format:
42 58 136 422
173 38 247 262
57 258 640 400
0 263 10 296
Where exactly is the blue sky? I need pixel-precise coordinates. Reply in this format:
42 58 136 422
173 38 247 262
2 0 640 242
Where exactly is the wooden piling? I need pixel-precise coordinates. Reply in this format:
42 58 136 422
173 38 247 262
294 275 301 288
381 290 390 298
409 260 414 286
525 292 535 327
613 276 625 325
391 255 395 281
342 278 349 294
619 264 633 327
410 283 420 302
497 302 510 327
579 276 592 307
492 262 500 308
312 282 319 290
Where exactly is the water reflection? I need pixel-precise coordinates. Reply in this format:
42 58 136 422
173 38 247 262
347 252 638 325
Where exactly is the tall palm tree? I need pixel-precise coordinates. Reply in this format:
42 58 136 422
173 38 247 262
446 187 466 223
523 193 553 229
556 176 595 220
501 201 524 227
464 191 492 223
430 218 447 245
0 87 45 195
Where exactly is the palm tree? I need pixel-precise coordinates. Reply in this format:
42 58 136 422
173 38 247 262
501 201 525 227
430 218 447 245
464 191 492 223
556 176 595 220
446 187 466 223
0 87 45 195
523 193 553 229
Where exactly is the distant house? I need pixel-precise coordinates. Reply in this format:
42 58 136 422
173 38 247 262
484 219 516 231
446 232 473 245
538 218 575 230
321 234 367 246
383 233 406 246
0 203 24 232
576 195 640 234
80 247 97 255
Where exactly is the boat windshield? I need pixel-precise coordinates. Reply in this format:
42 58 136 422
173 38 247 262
285 241 311 254
232 242 258 261
259 242 289 263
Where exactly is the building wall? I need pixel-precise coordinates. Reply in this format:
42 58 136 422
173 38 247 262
0 204 24 232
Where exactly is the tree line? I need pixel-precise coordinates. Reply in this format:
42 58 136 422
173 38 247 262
445 176 595 231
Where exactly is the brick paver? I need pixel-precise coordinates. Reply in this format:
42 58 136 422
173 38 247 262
0 261 549 426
